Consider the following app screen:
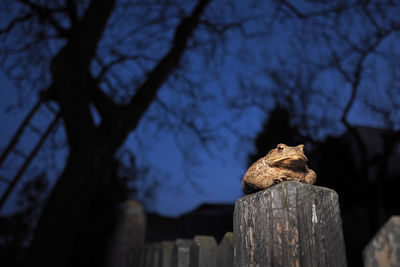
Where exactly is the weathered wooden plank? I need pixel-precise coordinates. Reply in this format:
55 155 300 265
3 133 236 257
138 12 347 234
144 245 152 267
139 246 146 267
161 241 174 267
217 232 233 267
129 247 140 267
144 243 162 267
107 200 146 267
189 235 217 267
363 216 400 267
155 243 163 267
170 239 193 267
234 181 347 267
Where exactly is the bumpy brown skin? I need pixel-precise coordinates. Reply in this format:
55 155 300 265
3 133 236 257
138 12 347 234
242 143 316 194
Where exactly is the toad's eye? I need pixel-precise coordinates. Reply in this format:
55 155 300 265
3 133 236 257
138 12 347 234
277 145 284 152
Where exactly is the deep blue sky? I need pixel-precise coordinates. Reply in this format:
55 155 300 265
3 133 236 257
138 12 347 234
0 71 249 216
0 68 384 217
1 0 398 217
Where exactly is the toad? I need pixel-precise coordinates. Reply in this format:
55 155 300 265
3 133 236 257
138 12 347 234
242 143 316 194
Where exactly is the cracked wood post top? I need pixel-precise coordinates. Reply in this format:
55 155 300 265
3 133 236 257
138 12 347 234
233 181 347 267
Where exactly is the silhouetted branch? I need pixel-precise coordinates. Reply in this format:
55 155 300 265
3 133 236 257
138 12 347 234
94 52 153 82
17 0 70 37
88 77 119 120
65 0 78 26
279 0 355 19
0 13 34 34
124 0 211 132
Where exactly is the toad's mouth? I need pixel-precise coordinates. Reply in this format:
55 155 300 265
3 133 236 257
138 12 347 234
270 155 308 169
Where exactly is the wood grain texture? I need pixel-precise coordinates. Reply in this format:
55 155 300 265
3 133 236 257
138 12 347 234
234 181 347 267
363 216 400 267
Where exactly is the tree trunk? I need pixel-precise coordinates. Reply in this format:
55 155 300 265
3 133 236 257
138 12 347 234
26 1 212 266
27 143 113 267
233 181 347 267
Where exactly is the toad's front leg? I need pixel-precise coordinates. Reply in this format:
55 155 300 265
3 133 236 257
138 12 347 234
304 168 317 184
242 170 276 194
273 176 288 184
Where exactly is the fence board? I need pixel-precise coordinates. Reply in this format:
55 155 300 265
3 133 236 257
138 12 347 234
190 235 217 267
363 216 400 267
217 232 233 267
170 239 193 267
145 243 162 267
161 241 174 267
107 200 146 267
129 247 140 267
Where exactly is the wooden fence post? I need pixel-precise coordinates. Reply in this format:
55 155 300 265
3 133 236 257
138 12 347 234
233 181 347 267
190 235 218 267
363 215 400 267
107 200 146 267
218 232 233 267
170 239 193 267
161 241 174 267
144 243 162 267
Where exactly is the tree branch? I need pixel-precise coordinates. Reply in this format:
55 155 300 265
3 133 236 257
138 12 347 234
124 0 211 131
88 76 119 121
65 0 78 27
17 0 70 37
94 52 152 82
0 13 34 34
279 0 356 19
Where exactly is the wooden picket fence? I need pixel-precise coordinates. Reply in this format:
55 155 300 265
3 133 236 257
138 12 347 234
119 182 400 267
128 233 233 267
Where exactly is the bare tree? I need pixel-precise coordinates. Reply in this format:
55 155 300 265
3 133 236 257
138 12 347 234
0 0 289 266
0 0 217 266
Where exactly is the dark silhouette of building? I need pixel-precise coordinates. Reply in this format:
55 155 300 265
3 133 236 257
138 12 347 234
145 203 234 243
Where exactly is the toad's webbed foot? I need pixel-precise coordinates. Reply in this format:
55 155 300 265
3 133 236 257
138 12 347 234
273 177 288 184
